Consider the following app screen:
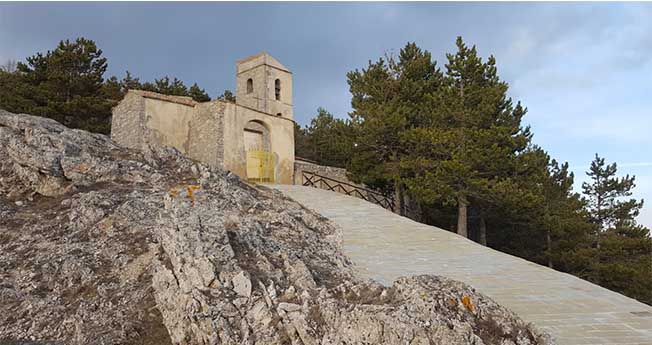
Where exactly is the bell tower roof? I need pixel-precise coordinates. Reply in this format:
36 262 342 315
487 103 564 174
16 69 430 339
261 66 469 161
236 52 291 74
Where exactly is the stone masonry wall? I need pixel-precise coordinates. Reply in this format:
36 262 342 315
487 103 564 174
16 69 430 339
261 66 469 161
111 90 225 170
293 158 355 186
110 92 147 150
190 101 225 169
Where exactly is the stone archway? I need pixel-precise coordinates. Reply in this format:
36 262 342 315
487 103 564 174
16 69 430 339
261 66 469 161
243 120 270 152
244 120 275 183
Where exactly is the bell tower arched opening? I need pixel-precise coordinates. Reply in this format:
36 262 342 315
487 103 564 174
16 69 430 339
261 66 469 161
235 53 293 120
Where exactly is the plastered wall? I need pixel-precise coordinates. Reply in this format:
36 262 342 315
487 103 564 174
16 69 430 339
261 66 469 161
112 90 295 184
222 103 295 184
111 90 224 170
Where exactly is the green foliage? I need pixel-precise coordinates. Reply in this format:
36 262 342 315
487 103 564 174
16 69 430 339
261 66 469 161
582 154 643 229
352 37 531 234
216 89 236 102
120 74 212 103
347 42 444 204
297 38 651 305
295 107 355 168
148 76 189 96
189 83 211 102
0 38 113 133
595 226 652 304
579 154 651 304
0 37 213 134
0 69 37 114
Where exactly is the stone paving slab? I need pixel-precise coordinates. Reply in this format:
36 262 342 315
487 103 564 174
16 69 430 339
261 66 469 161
271 185 652 345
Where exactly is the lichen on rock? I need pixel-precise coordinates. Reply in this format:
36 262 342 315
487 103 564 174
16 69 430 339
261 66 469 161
0 109 553 345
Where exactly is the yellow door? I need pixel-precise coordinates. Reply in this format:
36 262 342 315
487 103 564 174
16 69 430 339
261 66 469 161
246 150 275 183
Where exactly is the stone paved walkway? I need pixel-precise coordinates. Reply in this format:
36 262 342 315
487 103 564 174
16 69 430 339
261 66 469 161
271 185 652 345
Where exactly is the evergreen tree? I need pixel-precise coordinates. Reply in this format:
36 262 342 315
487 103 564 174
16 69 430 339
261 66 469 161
101 75 123 101
294 108 355 168
597 225 652 304
148 76 188 96
216 89 236 102
0 38 218 133
0 68 37 114
120 71 142 93
347 42 444 213
537 157 592 269
401 37 530 238
2 38 112 133
188 83 211 102
582 154 643 233
294 122 310 159
499 148 595 270
581 154 651 303
114 72 211 102
295 39 650 305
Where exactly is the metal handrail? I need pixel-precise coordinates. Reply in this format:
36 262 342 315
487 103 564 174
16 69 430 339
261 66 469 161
301 171 395 212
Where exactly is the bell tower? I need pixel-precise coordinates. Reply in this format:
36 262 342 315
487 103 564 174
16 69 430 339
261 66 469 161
236 52 293 120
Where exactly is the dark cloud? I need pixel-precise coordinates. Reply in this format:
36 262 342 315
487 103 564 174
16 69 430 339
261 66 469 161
1 2 650 226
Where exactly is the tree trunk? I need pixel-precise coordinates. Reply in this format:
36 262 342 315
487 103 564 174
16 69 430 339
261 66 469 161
395 180 405 216
479 215 487 246
457 195 468 238
547 228 553 268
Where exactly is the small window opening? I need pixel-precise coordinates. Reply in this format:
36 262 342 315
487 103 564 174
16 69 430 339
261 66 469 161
276 112 282 117
246 78 253 94
274 79 281 101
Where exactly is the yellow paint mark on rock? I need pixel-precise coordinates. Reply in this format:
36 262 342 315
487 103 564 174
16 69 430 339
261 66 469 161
186 185 201 205
462 296 474 312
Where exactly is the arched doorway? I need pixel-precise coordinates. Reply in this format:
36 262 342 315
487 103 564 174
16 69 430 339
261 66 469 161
244 120 275 183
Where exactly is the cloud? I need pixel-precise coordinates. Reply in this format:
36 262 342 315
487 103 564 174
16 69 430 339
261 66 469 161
0 2 650 227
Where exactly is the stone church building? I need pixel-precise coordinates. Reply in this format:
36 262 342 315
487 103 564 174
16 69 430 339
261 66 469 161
111 52 296 184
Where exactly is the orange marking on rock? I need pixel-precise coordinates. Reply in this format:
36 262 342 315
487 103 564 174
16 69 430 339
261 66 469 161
461 296 474 312
186 185 201 205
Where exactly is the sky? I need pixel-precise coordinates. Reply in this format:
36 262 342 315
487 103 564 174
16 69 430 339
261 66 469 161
1 2 650 227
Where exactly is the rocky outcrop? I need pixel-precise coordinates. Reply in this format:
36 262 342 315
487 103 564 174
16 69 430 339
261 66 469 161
0 110 553 345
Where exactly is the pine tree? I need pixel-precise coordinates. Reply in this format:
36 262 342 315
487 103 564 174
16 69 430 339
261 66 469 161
294 39 651 305
506 148 595 269
216 90 236 102
117 73 212 102
294 108 355 168
120 71 142 93
188 83 211 102
401 37 530 239
0 67 37 113
7 37 113 133
582 154 643 242
294 122 310 160
580 154 651 303
347 42 444 213
597 224 652 304
151 76 188 96
101 76 123 101
1 38 218 134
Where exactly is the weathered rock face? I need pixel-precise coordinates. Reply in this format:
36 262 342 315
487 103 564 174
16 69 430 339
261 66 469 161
0 110 553 345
